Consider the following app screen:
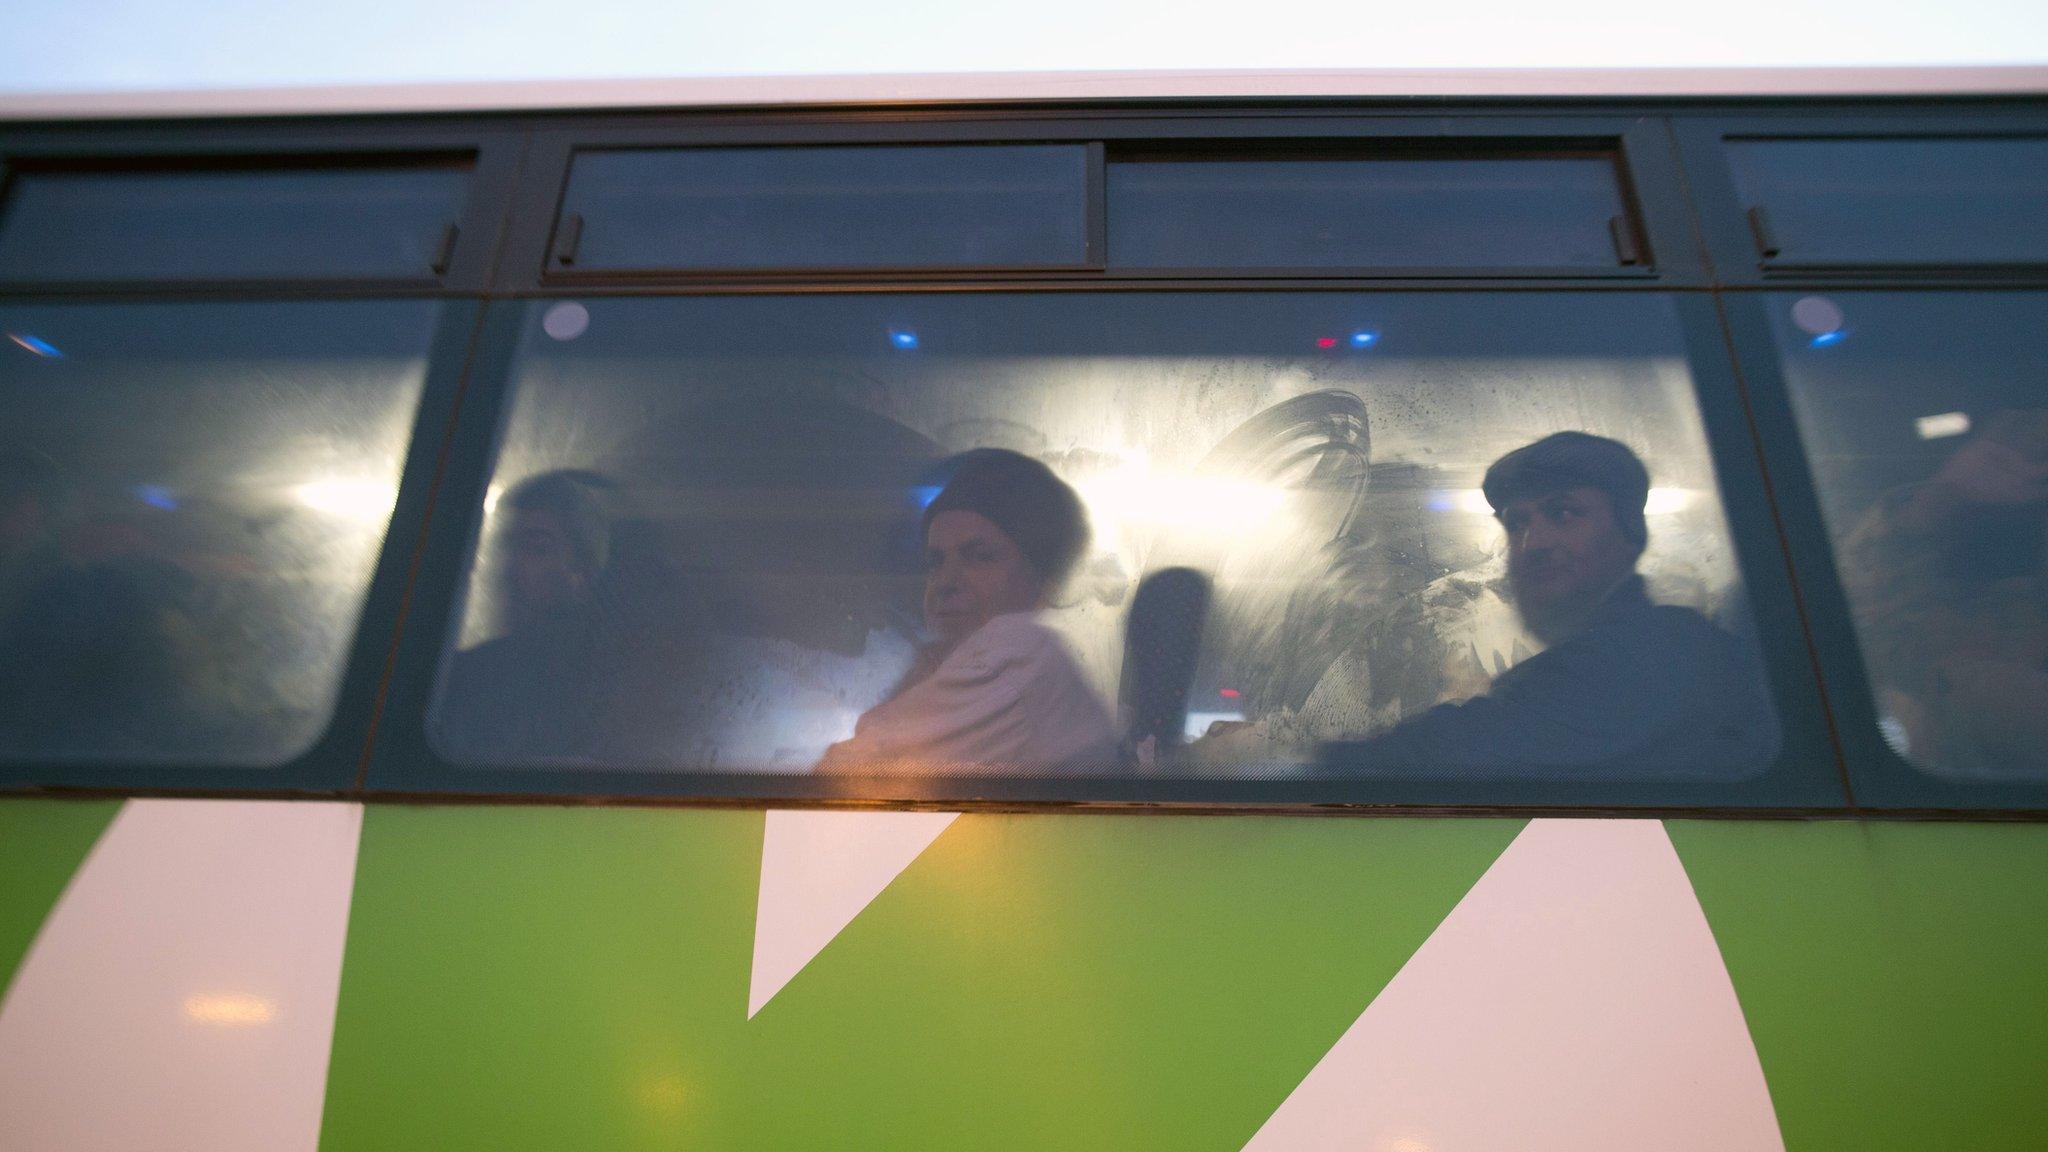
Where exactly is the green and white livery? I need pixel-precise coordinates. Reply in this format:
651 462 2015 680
3 799 2044 1151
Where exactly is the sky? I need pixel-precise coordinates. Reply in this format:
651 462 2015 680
3 0 2045 96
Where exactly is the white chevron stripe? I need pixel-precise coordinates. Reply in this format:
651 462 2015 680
0 799 362 1152
749 808 959 1019
1243 818 1783 1152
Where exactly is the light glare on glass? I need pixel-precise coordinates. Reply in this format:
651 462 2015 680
1074 467 1289 537
293 477 399 523
1915 411 1971 440
542 302 591 342
1791 295 1846 336
1642 487 1698 515
7 332 64 358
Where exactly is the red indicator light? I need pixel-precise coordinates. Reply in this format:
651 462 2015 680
1219 688 1241 699
1316 337 1337 349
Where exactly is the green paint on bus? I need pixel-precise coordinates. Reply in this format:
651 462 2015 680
0 799 123 1002
319 807 1521 1151
1670 820 2048 1152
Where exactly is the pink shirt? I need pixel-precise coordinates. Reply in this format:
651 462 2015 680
818 613 1119 774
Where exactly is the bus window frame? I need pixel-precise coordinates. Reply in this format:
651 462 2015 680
493 114 1705 292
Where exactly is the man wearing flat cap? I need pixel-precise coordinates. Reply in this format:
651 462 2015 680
818 448 1118 774
1324 431 1777 777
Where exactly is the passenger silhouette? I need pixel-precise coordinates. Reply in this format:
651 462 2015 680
1839 409 2048 776
436 470 621 763
0 447 66 626
0 556 228 758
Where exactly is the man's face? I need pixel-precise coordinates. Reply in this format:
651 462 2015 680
502 508 586 627
923 510 1044 649
1499 486 1638 637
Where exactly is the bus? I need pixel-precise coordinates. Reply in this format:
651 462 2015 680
1 69 2045 1152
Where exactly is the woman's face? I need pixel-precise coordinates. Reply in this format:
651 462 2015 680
922 510 1044 649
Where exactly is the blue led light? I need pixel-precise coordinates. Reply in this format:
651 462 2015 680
1809 330 1845 347
910 485 943 509
7 333 64 359
134 485 179 511
1350 331 1379 348
889 330 919 350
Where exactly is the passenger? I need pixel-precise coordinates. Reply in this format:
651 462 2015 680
1838 409 2048 776
0 448 65 623
1322 432 1777 777
818 449 1117 774
435 470 619 762
0 556 227 758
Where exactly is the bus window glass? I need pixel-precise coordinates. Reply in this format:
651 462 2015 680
433 293 1778 781
556 145 1090 271
0 162 471 283
1728 138 2048 267
1771 291 2048 781
1106 154 1632 270
0 300 437 764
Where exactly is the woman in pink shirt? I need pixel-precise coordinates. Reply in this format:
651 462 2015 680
818 449 1118 775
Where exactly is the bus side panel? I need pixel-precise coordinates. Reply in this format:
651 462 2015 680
0 797 123 997
1671 821 2048 1152
316 806 1521 1152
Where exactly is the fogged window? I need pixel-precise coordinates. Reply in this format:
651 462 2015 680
433 293 1776 780
1107 153 1634 270
0 301 436 764
0 161 471 282
554 145 1090 271
1773 292 2048 781
1728 138 2048 268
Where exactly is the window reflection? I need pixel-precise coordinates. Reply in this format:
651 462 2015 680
1776 293 2048 780
433 293 1775 780
0 301 435 765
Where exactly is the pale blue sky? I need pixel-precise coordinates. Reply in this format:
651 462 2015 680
4 0 2045 94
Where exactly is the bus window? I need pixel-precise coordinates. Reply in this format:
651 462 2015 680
552 145 1091 272
1727 137 2048 269
1106 151 1636 270
0 159 471 283
0 300 437 765
1771 291 2048 781
430 292 1779 781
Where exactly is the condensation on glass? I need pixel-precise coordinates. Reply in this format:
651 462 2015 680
1728 137 2048 267
554 145 1091 271
1106 152 1633 269
0 300 437 764
0 159 471 282
432 293 1778 781
1772 291 2048 781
